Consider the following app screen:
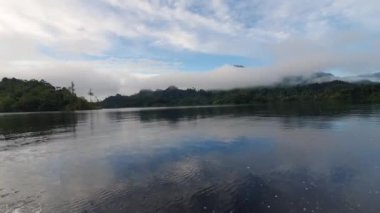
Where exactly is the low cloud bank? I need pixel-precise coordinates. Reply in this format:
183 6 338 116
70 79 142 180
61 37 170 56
1 46 379 99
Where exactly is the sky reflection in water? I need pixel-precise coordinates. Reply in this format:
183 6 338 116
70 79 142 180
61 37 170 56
0 105 380 212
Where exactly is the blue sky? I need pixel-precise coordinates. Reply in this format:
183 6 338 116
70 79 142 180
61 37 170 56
0 0 379 96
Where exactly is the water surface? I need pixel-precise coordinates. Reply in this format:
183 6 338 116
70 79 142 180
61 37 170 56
1 104 380 212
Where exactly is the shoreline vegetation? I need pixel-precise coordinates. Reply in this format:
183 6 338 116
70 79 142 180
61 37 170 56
102 81 380 108
2 77 380 112
0 78 98 112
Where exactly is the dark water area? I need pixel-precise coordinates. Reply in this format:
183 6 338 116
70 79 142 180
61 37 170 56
1 104 380 212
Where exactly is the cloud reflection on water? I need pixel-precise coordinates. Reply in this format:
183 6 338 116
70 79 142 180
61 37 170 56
1 104 380 212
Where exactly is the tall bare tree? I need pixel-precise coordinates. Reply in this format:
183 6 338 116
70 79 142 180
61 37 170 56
88 89 94 102
69 81 75 94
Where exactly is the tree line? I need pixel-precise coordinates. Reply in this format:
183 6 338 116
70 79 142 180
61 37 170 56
101 81 380 108
2 77 380 112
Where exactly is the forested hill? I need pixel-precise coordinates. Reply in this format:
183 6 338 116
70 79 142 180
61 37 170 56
0 78 93 112
102 81 380 108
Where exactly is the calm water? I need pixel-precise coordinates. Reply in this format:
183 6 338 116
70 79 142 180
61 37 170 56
1 104 380 213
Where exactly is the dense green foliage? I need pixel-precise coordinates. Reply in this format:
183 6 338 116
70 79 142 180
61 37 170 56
3 77 380 112
102 81 380 108
0 78 94 112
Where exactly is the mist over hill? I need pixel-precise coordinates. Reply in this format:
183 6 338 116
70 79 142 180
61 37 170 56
276 72 380 86
276 72 337 86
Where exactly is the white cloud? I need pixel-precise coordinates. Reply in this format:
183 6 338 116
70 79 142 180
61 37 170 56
0 0 379 97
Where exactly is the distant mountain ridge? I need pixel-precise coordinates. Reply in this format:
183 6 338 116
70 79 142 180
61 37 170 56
277 72 380 86
277 72 337 86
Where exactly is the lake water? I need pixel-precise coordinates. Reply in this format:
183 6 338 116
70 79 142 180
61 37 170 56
1 104 380 213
